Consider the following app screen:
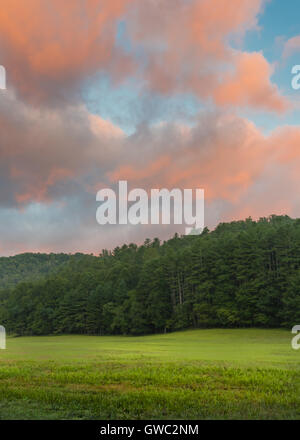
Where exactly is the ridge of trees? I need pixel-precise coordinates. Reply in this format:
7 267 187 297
0 253 86 289
1 215 300 335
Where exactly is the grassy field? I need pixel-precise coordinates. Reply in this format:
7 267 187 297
0 328 299 419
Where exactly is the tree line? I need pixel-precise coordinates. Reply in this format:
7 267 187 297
1 215 300 335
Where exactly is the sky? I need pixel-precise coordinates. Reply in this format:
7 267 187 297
0 0 300 256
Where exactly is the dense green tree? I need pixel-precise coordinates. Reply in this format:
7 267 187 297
1 215 300 335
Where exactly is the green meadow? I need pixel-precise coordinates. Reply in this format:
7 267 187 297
0 329 299 419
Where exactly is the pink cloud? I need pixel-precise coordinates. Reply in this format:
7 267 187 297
124 0 288 113
214 52 290 113
107 115 300 217
0 0 134 104
283 35 300 58
0 0 287 114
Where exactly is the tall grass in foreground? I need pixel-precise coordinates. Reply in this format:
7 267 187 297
0 329 299 419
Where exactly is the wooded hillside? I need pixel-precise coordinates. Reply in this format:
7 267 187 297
1 215 299 335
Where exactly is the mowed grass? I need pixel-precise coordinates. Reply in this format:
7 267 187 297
0 329 299 419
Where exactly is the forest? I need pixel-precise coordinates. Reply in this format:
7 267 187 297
0 215 300 336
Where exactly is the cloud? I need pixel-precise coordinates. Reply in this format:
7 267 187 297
1 98 300 254
108 113 300 227
109 113 267 202
283 35 300 58
0 0 297 255
0 0 287 114
0 90 124 207
122 0 288 113
213 52 289 113
0 0 134 105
